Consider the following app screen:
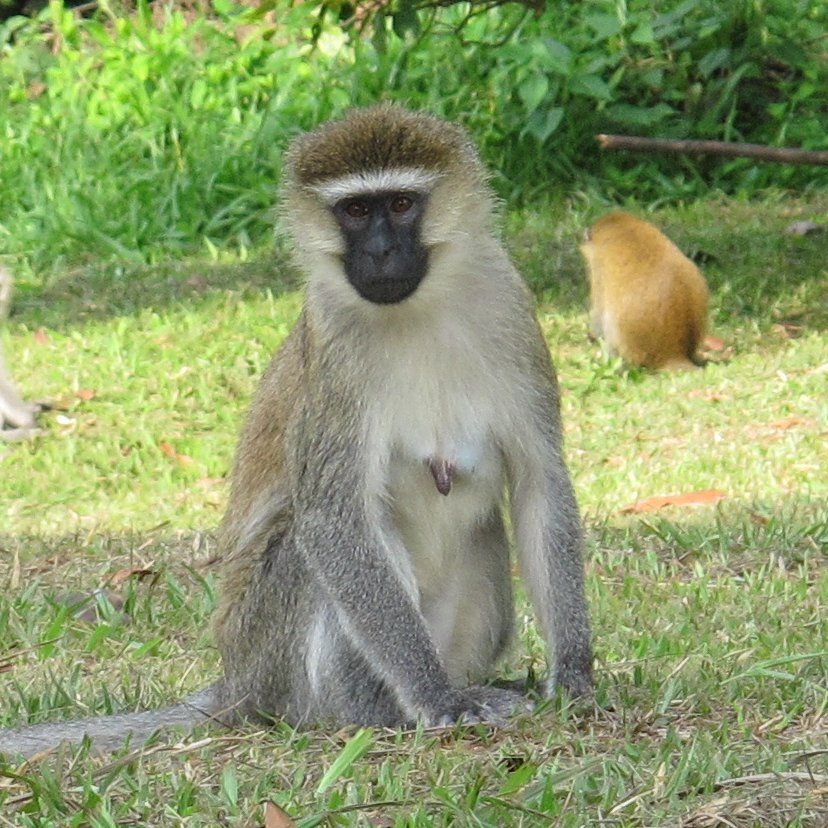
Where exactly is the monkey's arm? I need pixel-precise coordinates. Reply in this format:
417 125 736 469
507 339 593 699
291 396 480 726
0 685 222 760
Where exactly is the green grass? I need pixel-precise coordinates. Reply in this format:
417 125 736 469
0 194 826 827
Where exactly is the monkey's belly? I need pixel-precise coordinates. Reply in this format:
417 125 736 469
388 446 502 563
388 447 509 682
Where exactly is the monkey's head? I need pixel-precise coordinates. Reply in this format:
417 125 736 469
283 105 492 308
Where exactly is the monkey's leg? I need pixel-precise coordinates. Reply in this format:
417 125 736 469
299 509 528 728
416 510 533 724
422 509 514 686
303 603 528 728
302 604 407 727
218 531 405 728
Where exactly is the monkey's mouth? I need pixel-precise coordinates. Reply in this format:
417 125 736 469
354 278 422 305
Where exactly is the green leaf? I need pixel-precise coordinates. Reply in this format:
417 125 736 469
371 10 387 54
541 37 572 75
605 102 674 126
640 67 664 88
316 729 374 795
525 106 564 143
498 761 537 795
585 13 622 40
630 22 655 45
221 764 239 807
190 78 207 110
83 20 112 48
698 47 730 78
569 73 612 101
519 74 549 114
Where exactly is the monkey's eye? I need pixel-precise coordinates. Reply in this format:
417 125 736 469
344 201 369 219
389 195 413 214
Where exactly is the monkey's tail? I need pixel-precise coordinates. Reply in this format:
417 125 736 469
0 683 226 761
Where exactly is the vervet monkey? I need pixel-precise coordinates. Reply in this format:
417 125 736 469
0 266 39 439
580 211 709 370
0 105 592 759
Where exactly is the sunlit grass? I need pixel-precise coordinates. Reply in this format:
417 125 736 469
0 195 826 827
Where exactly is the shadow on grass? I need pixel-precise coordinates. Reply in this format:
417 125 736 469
9 250 301 332
6 195 828 332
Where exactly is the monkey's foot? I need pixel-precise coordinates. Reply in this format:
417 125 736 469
432 686 533 728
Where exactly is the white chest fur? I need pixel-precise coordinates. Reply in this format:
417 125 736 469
364 310 512 594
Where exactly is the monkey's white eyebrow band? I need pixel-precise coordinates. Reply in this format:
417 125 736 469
310 168 441 205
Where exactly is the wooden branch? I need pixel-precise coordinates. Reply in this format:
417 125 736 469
597 134 828 166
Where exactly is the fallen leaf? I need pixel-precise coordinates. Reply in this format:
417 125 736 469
620 489 727 514
76 388 97 401
33 328 50 345
106 565 155 585
49 396 72 411
702 335 726 351
264 801 298 828
159 441 194 466
767 417 814 431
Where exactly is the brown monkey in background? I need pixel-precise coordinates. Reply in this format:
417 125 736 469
580 211 709 370
0 105 592 758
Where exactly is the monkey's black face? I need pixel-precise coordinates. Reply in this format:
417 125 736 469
333 191 429 305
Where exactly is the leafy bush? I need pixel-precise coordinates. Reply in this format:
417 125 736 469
0 1 332 268
0 0 825 270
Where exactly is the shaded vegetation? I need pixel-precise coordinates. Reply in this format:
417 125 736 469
0 0 826 272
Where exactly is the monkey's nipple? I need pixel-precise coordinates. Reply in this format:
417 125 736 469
427 458 455 496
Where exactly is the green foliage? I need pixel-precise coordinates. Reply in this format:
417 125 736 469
0 0 826 270
0 0 347 269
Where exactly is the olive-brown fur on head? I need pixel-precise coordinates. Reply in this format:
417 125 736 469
580 211 709 371
282 105 495 273
285 104 484 190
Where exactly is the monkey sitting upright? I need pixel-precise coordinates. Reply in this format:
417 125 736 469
0 105 593 758
580 211 709 370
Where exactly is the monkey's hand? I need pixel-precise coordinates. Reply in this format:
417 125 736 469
431 685 533 728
